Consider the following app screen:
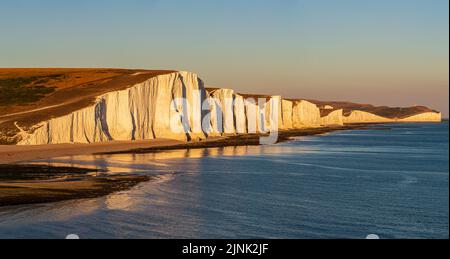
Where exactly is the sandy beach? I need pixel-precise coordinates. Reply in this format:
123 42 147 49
0 138 215 164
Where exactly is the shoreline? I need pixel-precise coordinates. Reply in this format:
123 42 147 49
100 124 372 155
0 124 391 207
0 125 372 164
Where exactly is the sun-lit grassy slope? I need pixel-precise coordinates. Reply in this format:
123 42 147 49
0 68 175 143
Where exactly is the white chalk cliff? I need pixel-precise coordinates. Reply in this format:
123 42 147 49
398 112 442 122
292 100 321 128
343 110 442 124
19 72 208 145
281 99 294 129
321 109 344 126
14 71 442 145
209 88 236 134
233 94 247 134
343 110 394 124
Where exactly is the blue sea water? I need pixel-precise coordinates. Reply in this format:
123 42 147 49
0 122 448 239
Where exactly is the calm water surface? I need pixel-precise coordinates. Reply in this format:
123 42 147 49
0 123 448 239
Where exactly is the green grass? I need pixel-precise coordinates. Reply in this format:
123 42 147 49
0 75 62 106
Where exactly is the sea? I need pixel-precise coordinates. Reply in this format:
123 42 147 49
0 122 448 239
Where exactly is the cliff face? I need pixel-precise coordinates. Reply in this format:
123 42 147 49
343 110 394 124
210 88 236 134
266 96 282 131
292 100 321 128
321 109 344 126
19 72 208 145
309 100 440 120
281 100 294 129
243 97 262 133
233 94 247 134
10 70 442 145
343 110 442 124
398 112 442 122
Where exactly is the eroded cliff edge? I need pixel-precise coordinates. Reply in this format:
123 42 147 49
0 70 442 145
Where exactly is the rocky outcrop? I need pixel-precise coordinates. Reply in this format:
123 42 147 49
292 100 321 128
321 109 344 126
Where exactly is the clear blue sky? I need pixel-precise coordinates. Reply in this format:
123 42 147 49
1 0 448 116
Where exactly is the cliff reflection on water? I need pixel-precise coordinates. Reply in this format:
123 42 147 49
29 145 303 174
0 123 448 239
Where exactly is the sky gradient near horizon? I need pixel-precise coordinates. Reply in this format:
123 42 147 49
1 0 448 117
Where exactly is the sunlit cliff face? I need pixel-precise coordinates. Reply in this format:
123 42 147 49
1 71 442 146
